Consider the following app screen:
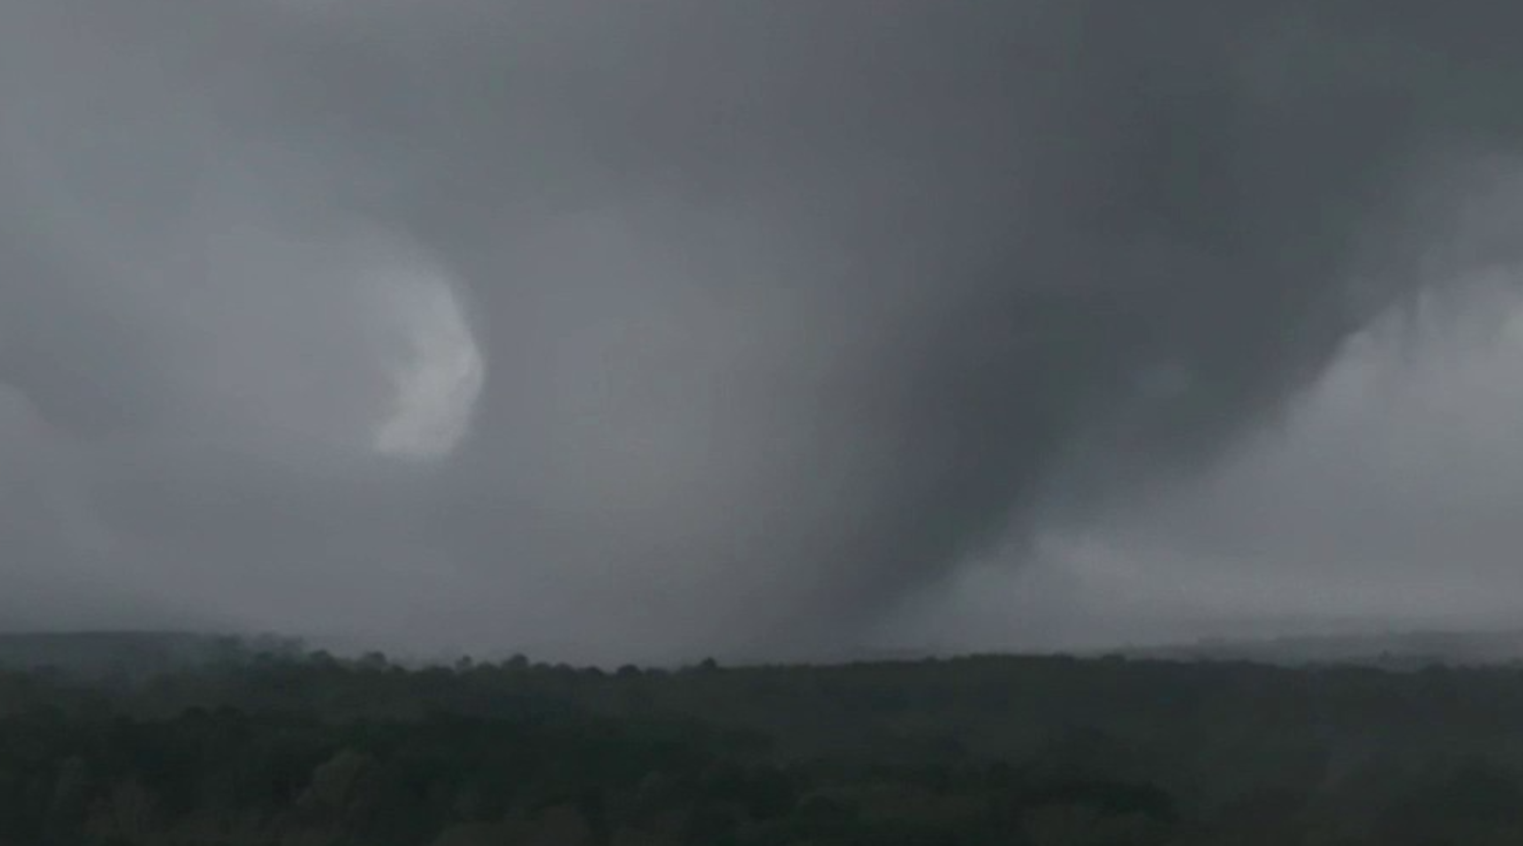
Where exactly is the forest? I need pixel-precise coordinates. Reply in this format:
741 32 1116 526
0 641 1520 845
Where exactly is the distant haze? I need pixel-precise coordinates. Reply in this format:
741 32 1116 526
5 1 1523 663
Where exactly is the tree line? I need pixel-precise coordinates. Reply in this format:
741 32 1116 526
0 647 1520 843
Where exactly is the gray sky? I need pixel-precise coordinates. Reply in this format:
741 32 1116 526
5 0 1523 663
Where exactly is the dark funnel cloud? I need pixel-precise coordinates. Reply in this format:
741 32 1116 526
3 0 1523 661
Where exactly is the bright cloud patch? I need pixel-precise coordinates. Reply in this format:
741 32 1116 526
374 267 484 461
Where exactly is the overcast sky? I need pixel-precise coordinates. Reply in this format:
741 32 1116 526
4 1 1523 663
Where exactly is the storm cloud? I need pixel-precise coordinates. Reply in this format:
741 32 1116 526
4 0 1523 662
